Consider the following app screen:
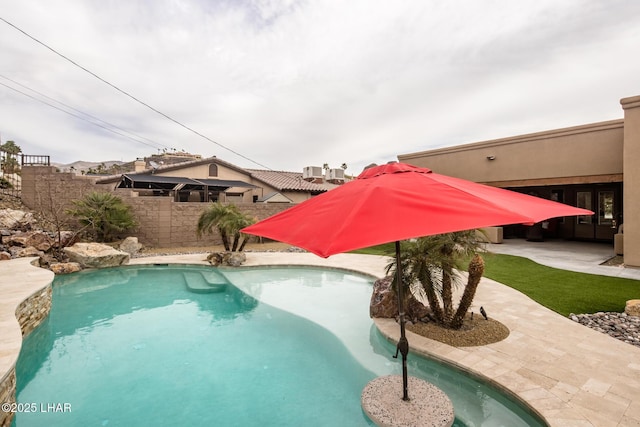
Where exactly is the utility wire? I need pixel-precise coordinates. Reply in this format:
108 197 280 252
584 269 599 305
0 16 274 171
0 74 172 152
0 81 165 151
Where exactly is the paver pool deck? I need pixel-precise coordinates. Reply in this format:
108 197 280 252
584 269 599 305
2 240 640 426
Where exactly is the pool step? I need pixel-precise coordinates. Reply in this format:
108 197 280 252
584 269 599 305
184 271 228 294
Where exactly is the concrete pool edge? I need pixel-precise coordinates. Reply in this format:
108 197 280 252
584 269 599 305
0 257 54 427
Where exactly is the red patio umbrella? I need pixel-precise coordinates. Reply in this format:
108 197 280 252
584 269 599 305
242 162 593 400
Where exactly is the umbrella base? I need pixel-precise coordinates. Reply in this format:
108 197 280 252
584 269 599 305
361 375 454 427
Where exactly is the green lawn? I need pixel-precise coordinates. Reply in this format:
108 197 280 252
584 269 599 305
482 253 640 316
353 244 640 317
350 242 396 256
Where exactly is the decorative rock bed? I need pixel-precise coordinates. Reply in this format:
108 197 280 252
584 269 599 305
570 311 640 347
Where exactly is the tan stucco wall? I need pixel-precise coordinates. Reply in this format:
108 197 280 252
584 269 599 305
153 162 250 181
622 95 640 266
250 182 313 203
398 120 624 186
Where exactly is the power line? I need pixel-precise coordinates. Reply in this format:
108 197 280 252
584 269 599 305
0 15 274 171
0 74 172 151
0 81 165 151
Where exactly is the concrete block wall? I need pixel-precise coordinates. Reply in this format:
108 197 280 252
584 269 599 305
21 168 291 248
21 167 99 212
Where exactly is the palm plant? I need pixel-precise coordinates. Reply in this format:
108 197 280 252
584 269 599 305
66 192 137 242
387 230 486 329
196 202 254 251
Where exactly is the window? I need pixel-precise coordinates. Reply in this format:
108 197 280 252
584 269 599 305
576 191 592 224
598 191 614 226
208 164 218 177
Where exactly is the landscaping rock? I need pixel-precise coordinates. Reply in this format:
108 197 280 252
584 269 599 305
119 236 143 256
370 275 429 320
15 246 45 258
625 300 640 317
50 262 82 275
0 209 34 230
6 231 53 251
0 251 10 260
571 311 640 347
64 242 130 268
206 251 246 267
370 276 397 318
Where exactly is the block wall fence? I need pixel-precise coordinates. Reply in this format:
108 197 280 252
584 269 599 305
20 167 290 248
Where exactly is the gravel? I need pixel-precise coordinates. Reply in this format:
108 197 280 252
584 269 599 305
407 314 511 347
570 312 640 348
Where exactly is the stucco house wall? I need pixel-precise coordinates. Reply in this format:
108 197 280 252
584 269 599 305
398 120 624 186
398 94 640 266
621 95 640 266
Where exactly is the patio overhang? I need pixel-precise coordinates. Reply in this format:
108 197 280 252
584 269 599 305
116 174 257 201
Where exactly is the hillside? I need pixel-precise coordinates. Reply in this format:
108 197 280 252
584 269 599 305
52 160 125 172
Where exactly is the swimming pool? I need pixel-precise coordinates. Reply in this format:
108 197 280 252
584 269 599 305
13 265 546 426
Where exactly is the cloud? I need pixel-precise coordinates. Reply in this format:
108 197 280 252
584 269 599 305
1 0 639 174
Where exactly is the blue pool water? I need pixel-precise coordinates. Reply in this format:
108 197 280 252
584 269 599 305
13 265 546 427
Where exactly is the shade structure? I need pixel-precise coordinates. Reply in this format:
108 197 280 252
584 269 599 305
243 162 593 258
242 162 593 402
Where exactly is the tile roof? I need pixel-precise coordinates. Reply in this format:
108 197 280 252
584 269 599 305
246 169 333 193
95 154 343 194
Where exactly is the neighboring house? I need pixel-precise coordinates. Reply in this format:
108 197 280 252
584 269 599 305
96 155 338 204
256 192 293 203
246 168 340 203
398 93 640 267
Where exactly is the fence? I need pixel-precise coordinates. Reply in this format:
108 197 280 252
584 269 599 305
0 152 50 201
20 166 290 248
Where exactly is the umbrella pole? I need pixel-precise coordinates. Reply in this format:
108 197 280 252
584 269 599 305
394 240 410 401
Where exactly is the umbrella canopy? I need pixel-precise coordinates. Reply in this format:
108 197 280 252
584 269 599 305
242 162 593 402
243 162 593 258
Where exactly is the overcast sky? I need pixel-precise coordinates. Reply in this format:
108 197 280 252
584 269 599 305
1 1 639 175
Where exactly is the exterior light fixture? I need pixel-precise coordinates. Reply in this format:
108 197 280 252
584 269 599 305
486 156 496 161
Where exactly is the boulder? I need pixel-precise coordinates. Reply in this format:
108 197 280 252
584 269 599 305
226 252 246 267
15 246 45 258
0 209 34 230
64 242 130 268
50 262 82 275
0 251 10 261
370 276 429 320
625 300 640 317
406 294 430 321
370 276 397 318
119 236 143 256
6 231 53 251
207 251 247 267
